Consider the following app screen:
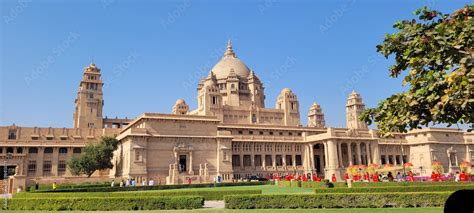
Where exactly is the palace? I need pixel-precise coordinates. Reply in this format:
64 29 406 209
1 41 473 189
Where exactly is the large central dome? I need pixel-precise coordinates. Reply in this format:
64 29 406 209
211 40 251 79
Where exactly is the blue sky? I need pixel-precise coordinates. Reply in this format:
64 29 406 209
0 0 470 128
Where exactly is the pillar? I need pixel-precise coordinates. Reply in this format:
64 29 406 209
371 143 381 164
356 143 362 165
36 147 44 177
189 151 194 174
65 147 73 176
385 155 389 165
347 143 353 166
337 142 343 168
51 147 59 176
309 144 315 170
365 143 372 164
325 140 341 180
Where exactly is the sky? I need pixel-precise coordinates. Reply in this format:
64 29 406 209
0 0 470 128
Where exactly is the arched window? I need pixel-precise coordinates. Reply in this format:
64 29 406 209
59 148 68 154
29 147 38 154
6 147 14 154
44 147 53 154
17 147 23 154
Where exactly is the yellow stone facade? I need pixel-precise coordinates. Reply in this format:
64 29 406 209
1 41 473 188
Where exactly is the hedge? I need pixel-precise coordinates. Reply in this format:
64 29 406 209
15 189 262 201
8 196 204 211
35 181 271 193
313 185 474 193
224 192 451 209
277 180 473 188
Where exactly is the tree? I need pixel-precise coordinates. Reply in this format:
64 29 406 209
362 5 474 136
67 136 119 177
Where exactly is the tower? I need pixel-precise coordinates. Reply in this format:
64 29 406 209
345 90 368 130
275 88 300 126
308 102 325 128
73 63 104 128
172 99 189 115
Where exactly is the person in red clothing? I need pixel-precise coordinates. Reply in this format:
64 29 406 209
343 173 349 183
312 173 317 182
364 172 370 182
331 174 337 182
372 172 379 182
302 175 307 182
408 171 415 182
460 171 467 182
431 172 437 182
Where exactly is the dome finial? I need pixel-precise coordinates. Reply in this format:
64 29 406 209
224 39 236 57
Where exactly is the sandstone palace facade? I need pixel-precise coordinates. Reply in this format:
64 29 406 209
1 41 473 187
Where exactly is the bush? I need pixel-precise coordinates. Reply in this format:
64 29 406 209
35 181 271 193
15 189 262 201
314 185 474 193
8 196 203 211
224 192 451 209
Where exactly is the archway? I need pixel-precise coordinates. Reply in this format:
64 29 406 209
313 144 325 175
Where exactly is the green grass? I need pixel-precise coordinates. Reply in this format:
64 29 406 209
155 185 314 194
2 208 443 212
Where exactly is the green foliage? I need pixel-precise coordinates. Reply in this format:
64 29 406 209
8 196 203 211
67 136 119 177
35 181 271 193
15 189 262 201
224 192 450 209
362 5 474 136
313 184 474 193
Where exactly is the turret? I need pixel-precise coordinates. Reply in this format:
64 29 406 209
345 90 368 130
73 63 104 128
275 88 300 126
308 102 325 128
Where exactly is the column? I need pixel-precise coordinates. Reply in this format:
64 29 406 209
356 143 362 165
251 154 255 169
272 154 276 167
347 143 353 166
262 155 266 170
309 144 315 170
65 147 73 176
385 155 389 165
366 143 372 164
189 151 194 174
292 154 296 167
371 143 381 164
325 140 341 180
337 142 343 168
36 147 44 177
323 143 329 168
240 154 244 169
51 147 59 176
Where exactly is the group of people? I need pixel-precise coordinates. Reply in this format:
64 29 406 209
270 173 324 182
111 178 156 187
339 170 471 183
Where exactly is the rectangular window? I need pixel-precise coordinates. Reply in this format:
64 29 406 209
27 160 36 176
243 155 251 167
135 150 142 161
58 160 66 176
43 160 52 176
295 155 302 166
254 155 262 167
285 155 293 166
275 155 283 166
232 155 241 167
8 129 17 140
265 155 272 166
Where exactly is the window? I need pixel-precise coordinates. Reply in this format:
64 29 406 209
238 131 243 135
289 132 293 136
44 147 53 154
89 93 94 99
295 155 302 166
135 150 142 161
259 131 264 135
279 132 283 136
232 155 241 167
243 155 251 167
43 160 52 176
249 131 253 135
6 147 13 154
59 148 68 154
58 160 66 175
27 160 36 176
8 129 17 140
252 114 257 123
29 147 38 154
286 155 293 166
254 155 262 167
16 147 23 154
275 155 283 166
46 136 53 140
212 96 217 105
269 132 274 135
73 148 82 154
265 155 272 166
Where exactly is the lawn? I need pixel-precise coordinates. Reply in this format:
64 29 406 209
153 184 313 194
3 208 443 213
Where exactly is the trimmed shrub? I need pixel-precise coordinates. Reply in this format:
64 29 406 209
15 189 262 201
224 192 451 209
8 196 203 211
35 181 271 193
314 185 474 193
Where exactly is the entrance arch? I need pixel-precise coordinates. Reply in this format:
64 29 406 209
313 144 325 175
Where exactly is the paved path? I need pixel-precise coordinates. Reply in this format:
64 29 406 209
204 201 225 209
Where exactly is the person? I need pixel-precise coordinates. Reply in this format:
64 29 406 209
460 171 467 182
302 175 307 182
344 173 349 183
387 172 394 182
149 178 154 186
52 182 57 191
119 180 124 187
431 172 437 182
364 172 369 182
396 172 402 182
131 179 136 187
35 182 39 191
408 171 414 182
372 172 379 182
187 177 192 184
142 179 147 186
111 179 115 187
455 171 460 182
331 174 337 182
